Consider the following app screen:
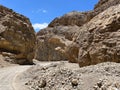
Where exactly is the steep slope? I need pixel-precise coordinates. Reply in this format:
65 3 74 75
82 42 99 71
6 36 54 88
0 5 36 64
94 0 120 11
35 11 91 61
48 11 92 27
76 4 120 66
36 0 120 66
36 26 79 61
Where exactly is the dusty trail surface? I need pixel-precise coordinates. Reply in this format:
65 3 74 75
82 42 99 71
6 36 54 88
1 61 120 90
0 66 31 90
0 61 65 90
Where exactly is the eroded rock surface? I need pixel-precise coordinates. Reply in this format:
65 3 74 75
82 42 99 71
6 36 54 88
36 0 120 66
36 26 79 61
36 10 92 61
48 11 92 27
76 4 120 66
0 5 36 64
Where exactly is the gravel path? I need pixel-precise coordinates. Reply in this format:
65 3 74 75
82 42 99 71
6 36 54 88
1 61 120 90
0 66 31 90
0 61 68 90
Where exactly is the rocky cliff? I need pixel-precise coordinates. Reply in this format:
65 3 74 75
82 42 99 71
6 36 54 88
49 0 120 28
76 4 120 66
36 12 90 61
36 0 120 66
0 5 36 64
35 26 79 61
48 11 92 27
0 1 120 90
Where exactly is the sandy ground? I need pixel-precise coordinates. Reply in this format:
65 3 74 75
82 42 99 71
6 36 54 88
0 66 31 90
0 60 120 90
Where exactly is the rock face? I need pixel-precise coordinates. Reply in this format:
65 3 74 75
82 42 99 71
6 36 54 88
76 4 120 66
0 5 36 64
91 0 120 18
54 0 120 66
48 11 92 27
49 0 120 28
36 10 93 61
36 26 79 61
36 0 120 66
61 2 120 66
94 0 120 11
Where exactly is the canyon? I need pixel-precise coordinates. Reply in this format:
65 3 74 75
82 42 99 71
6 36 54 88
0 0 120 90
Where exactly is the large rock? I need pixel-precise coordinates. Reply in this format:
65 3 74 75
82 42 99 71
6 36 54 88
36 4 96 62
48 0 120 28
36 0 120 66
74 4 120 66
35 26 79 61
93 0 120 16
55 1 120 66
94 0 120 10
48 11 92 27
36 10 94 61
0 5 36 64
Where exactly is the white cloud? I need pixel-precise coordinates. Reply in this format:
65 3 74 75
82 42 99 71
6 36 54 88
32 23 48 31
42 10 47 13
32 9 47 14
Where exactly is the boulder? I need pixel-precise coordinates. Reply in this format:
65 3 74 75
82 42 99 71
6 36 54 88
36 0 120 66
0 5 36 64
75 4 120 66
94 0 120 10
91 0 120 17
35 26 79 61
48 0 120 28
48 11 92 27
55 0 120 66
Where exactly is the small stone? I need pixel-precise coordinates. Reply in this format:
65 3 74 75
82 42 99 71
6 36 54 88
101 86 107 90
93 86 98 90
61 81 65 85
35 86 39 90
97 81 103 88
108 87 118 90
25 82 28 85
114 83 120 88
71 79 78 86
38 79 46 88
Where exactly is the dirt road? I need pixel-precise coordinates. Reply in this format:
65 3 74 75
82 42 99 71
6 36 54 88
0 61 61 90
0 66 31 90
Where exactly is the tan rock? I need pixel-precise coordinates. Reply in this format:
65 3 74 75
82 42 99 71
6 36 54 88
48 11 92 27
35 26 79 61
36 0 120 66
75 4 120 66
0 5 36 64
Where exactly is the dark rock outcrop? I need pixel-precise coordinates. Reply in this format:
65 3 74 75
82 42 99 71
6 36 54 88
0 5 36 64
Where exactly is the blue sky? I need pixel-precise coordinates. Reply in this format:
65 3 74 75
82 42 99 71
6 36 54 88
0 0 98 32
